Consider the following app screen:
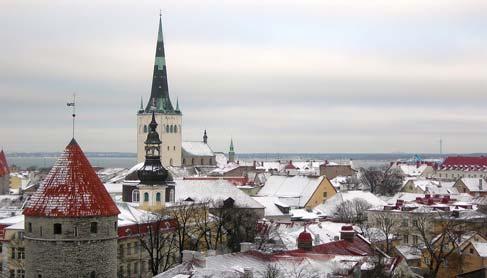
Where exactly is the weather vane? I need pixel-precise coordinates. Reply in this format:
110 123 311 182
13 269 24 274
67 93 76 138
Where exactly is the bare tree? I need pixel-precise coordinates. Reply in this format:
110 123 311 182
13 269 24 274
135 216 178 275
360 166 402 195
333 198 372 224
167 201 202 262
411 213 465 278
371 213 400 255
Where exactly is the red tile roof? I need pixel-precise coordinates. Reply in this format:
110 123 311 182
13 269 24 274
442 156 487 169
23 139 120 218
0 150 9 177
287 234 375 256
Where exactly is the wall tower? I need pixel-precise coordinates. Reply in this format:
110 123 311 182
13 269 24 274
23 139 120 278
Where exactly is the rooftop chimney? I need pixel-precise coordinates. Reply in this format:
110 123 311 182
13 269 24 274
240 242 253 252
340 225 355 242
243 268 254 278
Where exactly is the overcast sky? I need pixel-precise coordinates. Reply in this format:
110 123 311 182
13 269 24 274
1 0 487 153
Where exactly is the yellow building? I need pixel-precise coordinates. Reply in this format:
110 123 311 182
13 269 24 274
257 175 337 209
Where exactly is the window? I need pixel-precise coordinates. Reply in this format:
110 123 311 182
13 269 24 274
74 227 78 237
170 189 175 202
166 125 169 133
209 158 213 165
53 223 62 234
191 158 195 165
11 248 15 259
143 125 148 133
132 189 140 202
156 192 161 202
170 125 173 133
17 269 25 278
170 158 173 166
201 158 204 165
134 262 139 274
127 263 131 275
90 271 95 278
0 243 2 253
28 222 32 233
470 248 474 254
17 248 25 260
173 146 175 151
9 270 14 278
323 192 327 198
40 226 43 236
402 219 408 227
127 243 132 255
119 245 124 257
119 266 124 277
167 146 170 151
114 222 117 231
90 222 98 234
403 234 409 244
413 235 419 245
412 220 418 227
174 125 177 133
183 158 186 165
144 192 149 202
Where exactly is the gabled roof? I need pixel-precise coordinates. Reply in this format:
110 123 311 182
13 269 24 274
257 175 326 207
182 141 214 157
457 178 487 192
0 150 9 177
23 139 120 218
442 156 487 167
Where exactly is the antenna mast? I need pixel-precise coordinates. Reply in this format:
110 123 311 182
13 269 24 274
67 93 76 138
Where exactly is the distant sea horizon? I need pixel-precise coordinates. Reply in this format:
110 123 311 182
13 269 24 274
6 152 486 170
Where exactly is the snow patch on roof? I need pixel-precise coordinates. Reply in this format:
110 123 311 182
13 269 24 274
182 141 214 157
257 175 325 207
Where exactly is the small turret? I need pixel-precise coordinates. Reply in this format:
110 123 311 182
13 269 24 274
297 226 313 251
203 130 208 144
228 138 235 163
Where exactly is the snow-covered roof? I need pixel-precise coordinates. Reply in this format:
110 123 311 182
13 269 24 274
459 178 487 192
252 196 289 217
174 179 264 209
257 175 326 207
395 245 422 260
104 183 123 194
276 221 348 250
314 191 387 217
182 141 214 157
23 139 120 218
398 164 428 177
472 242 487 257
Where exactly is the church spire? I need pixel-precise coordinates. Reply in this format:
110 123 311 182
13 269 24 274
228 138 235 163
203 130 208 144
145 14 176 114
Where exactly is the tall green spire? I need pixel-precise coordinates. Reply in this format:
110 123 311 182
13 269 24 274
145 14 177 114
230 139 234 152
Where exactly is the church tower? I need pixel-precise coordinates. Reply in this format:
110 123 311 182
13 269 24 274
137 14 182 166
138 112 175 211
23 139 120 278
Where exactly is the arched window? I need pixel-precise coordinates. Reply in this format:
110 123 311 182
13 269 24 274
170 158 174 166
174 125 178 133
144 192 149 202
201 158 204 165
156 192 161 202
132 190 140 202
170 125 173 133
143 125 147 133
166 125 169 133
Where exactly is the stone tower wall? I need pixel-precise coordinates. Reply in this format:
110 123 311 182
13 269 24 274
24 216 118 278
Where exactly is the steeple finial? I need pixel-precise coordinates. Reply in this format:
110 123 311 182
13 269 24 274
139 97 144 111
230 138 234 152
66 93 76 139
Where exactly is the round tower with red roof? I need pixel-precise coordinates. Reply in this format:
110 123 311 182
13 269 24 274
23 139 120 278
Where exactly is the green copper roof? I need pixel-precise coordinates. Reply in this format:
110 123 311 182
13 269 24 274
229 139 235 153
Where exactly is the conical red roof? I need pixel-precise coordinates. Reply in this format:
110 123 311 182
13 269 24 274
24 139 120 217
0 150 9 177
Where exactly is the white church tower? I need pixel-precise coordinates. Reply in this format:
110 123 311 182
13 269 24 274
137 15 182 166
